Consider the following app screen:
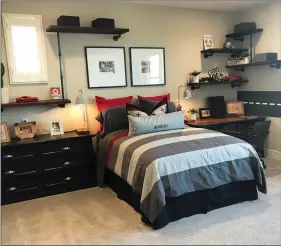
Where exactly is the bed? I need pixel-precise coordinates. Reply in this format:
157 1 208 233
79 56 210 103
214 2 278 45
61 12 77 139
96 126 267 229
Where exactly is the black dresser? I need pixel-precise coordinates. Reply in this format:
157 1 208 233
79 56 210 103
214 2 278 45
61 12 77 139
1 131 97 205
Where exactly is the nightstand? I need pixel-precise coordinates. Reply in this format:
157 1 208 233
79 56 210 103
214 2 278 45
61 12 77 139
1 131 97 205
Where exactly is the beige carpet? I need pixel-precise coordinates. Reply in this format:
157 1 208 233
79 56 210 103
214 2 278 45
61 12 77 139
2 158 281 245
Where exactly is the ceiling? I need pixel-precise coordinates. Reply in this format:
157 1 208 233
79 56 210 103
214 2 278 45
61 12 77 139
129 0 272 11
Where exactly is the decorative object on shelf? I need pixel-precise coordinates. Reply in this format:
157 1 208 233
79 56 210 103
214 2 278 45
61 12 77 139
85 46 127 89
223 39 233 49
177 84 192 111
188 108 198 121
57 15 80 27
226 101 245 116
14 121 36 139
50 120 64 136
199 108 211 119
129 47 166 87
75 90 89 135
1 122 11 143
92 18 115 28
208 67 224 81
224 75 241 81
203 35 213 50
50 87 61 100
16 96 39 103
189 70 201 84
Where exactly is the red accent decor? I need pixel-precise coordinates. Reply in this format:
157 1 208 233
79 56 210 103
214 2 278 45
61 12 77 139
95 96 133 112
106 132 128 162
138 93 170 107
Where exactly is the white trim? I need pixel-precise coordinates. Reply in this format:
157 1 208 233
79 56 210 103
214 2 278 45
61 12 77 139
267 149 281 161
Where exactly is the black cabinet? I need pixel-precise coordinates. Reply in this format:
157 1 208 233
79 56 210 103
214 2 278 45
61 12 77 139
1 131 97 205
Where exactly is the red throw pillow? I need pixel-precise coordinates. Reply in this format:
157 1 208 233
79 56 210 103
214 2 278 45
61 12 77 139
138 93 170 102
95 96 133 112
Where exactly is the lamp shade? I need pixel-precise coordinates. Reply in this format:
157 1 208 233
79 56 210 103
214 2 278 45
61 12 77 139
184 88 192 99
75 90 85 104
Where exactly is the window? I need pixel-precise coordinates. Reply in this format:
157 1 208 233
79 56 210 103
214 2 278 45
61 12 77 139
2 14 48 84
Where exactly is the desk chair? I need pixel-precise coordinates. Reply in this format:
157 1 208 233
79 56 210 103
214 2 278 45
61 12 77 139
223 121 271 169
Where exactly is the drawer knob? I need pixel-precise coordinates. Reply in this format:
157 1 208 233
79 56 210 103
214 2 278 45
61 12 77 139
5 170 15 175
62 147 70 151
63 161 71 166
3 154 13 159
7 187 17 191
65 177 72 181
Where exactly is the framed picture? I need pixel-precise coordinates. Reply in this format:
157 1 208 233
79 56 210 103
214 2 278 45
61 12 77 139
1 122 11 143
50 120 64 136
199 108 211 119
129 47 166 87
203 35 213 50
50 87 61 100
14 122 36 139
227 101 245 116
85 46 127 89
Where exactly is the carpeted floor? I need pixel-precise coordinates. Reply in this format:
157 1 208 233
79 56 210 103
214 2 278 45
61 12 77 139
2 158 281 245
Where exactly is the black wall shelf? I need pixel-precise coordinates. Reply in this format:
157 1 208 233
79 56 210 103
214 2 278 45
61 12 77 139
226 60 281 71
1 99 71 112
225 28 263 42
187 80 248 90
201 48 248 58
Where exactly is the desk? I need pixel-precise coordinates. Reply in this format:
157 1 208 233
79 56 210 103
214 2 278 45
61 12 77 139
185 115 267 129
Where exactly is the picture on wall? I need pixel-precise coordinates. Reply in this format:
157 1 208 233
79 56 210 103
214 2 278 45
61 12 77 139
129 47 166 87
85 47 127 89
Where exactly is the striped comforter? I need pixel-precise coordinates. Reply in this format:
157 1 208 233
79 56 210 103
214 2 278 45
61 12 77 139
97 127 267 223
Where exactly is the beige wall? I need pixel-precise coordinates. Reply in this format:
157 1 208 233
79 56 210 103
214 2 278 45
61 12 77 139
236 2 281 159
1 0 237 135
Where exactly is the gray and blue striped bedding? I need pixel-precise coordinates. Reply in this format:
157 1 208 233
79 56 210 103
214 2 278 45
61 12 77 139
97 127 267 223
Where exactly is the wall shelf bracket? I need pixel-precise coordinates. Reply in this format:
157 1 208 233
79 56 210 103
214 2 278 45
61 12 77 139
235 67 245 72
113 34 122 41
204 52 213 59
190 84 201 90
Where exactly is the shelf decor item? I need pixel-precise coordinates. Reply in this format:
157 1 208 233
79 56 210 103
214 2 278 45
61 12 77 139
1 122 11 143
85 46 127 89
129 47 166 87
75 90 89 135
199 108 211 119
50 120 64 136
223 39 233 49
14 121 36 139
189 70 201 84
188 108 199 121
50 87 61 100
208 67 224 82
203 35 213 50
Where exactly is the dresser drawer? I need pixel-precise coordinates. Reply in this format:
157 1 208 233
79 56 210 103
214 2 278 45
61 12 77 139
40 138 92 155
2 144 38 160
2 155 38 178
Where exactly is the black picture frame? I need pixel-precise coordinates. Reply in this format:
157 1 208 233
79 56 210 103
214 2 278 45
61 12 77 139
85 46 127 89
129 47 166 87
199 108 211 119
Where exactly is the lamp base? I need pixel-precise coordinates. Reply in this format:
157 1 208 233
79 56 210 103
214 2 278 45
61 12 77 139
76 129 90 135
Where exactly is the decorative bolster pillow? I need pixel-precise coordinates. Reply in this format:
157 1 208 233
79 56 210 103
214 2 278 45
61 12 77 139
128 111 185 136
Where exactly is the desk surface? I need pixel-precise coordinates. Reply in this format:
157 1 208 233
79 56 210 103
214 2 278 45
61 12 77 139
185 115 266 127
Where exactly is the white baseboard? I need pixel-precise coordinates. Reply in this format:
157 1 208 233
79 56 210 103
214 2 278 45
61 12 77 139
267 149 281 161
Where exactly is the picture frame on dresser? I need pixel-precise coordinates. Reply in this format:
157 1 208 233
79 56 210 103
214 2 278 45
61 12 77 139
14 121 36 139
1 122 11 143
50 120 64 136
85 46 127 89
129 47 166 87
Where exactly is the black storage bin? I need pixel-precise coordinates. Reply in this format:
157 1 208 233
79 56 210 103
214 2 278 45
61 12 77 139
92 18 115 28
57 15 80 26
234 22 256 33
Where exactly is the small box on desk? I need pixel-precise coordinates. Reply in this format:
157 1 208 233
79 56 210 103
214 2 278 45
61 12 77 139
92 18 115 28
57 15 80 26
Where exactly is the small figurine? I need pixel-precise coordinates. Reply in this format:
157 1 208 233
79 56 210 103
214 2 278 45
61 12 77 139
16 96 39 103
224 39 233 49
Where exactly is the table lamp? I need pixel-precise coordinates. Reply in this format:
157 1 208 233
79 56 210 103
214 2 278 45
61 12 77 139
75 90 89 135
177 85 192 111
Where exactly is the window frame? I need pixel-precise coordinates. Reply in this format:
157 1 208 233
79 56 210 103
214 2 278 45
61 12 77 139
2 13 48 84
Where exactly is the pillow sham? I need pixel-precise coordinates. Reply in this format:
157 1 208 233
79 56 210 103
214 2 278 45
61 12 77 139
128 111 185 136
127 97 168 117
95 96 133 112
138 98 177 114
138 93 170 102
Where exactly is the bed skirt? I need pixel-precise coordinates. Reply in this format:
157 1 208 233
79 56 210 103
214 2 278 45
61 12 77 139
104 168 258 229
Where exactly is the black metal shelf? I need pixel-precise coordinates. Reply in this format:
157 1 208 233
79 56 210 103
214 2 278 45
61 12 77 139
201 48 248 58
226 60 281 71
225 28 263 42
187 80 249 90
